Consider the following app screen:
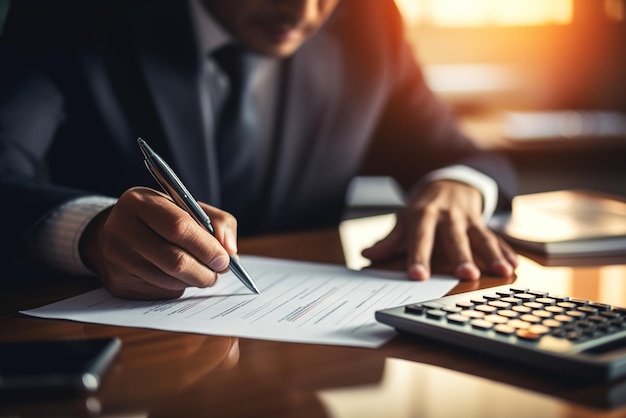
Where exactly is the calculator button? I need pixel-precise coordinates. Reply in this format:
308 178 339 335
483 294 501 301
456 301 474 309
494 324 515 334
613 307 626 315
471 297 488 304
520 314 541 324
512 305 532 314
570 298 589 306
545 306 565 314
470 319 493 330
564 323 579 332
426 309 447 319
529 324 550 335
488 300 512 310
576 320 594 329
554 314 574 323
566 310 586 319
484 314 508 324
423 302 444 310
536 297 556 306
524 302 544 310
582 326 598 336
461 310 485 319
517 325 550 340
496 290 514 297
612 318 626 328
589 302 611 311
542 319 563 329
566 331 584 340
587 315 607 323
532 310 553 319
507 319 531 329
442 306 462 314
557 302 577 310
529 290 548 297
475 304 498 314
516 293 536 302
600 311 620 319
405 304 426 315
447 314 470 325
498 310 520 319
548 293 569 302
578 306 599 315
509 287 528 294
500 297 522 305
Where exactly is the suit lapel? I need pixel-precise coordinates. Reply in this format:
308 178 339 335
130 1 219 204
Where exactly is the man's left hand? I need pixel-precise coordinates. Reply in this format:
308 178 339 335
361 180 518 281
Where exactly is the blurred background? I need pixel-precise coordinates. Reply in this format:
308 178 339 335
394 0 626 197
1 0 624 198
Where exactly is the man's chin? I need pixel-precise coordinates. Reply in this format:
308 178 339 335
243 36 305 57
250 45 300 57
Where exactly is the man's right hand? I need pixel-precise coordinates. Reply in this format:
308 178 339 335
80 187 238 300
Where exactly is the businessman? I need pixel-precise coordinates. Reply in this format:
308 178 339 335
0 0 518 299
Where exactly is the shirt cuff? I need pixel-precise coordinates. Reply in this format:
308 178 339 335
418 165 499 223
32 196 117 276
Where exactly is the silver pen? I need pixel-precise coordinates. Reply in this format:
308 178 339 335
137 138 260 294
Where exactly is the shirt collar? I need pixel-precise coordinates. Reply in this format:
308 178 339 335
189 0 232 56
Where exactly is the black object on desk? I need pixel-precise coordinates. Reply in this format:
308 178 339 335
0 337 121 396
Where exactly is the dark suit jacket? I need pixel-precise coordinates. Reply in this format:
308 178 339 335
0 0 516 276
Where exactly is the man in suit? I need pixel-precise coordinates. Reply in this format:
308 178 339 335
0 0 518 299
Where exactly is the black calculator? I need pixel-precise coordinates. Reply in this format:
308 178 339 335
375 285 626 381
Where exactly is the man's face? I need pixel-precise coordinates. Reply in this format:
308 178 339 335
202 0 341 57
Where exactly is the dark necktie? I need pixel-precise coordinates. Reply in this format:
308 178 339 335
212 45 258 218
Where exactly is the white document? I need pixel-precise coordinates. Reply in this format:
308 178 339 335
21 256 458 348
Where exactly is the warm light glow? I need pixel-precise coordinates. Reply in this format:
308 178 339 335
605 0 626 21
395 0 573 26
318 358 564 418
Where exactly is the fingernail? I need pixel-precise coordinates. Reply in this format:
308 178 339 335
224 233 238 254
409 263 429 281
209 255 230 272
492 260 513 277
455 262 480 281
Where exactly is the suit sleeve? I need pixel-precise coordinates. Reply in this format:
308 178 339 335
358 0 517 209
0 2 94 275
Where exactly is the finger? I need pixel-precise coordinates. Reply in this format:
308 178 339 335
361 225 405 262
492 237 519 275
500 238 520 267
131 236 220 289
102 218 219 290
199 202 239 258
134 194 231 274
405 207 439 281
468 225 517 277
438 210 480 281
100 261 186 301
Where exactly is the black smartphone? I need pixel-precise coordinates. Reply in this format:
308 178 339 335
0 337 121 396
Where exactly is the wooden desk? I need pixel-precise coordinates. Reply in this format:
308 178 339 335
1 216 626 417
